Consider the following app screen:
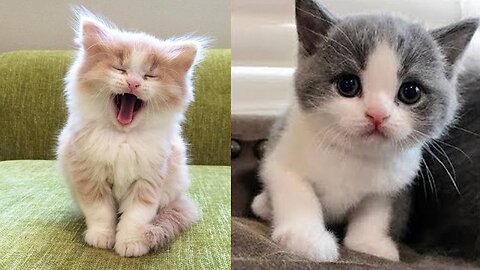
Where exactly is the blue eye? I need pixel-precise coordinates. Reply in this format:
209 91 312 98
336 74 361 97
398 82 422 105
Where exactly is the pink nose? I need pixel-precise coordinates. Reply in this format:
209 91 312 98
127 79 141 92
365 109 390 127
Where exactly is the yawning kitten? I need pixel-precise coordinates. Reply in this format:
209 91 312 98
252 0 477 262
57 8 204 257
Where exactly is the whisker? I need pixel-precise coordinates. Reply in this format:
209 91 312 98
429 141 456 181
424 146 461 196
451 125 480 138
422 158 439 203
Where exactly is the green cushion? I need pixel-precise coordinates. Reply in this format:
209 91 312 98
0 50 230 165
0 160 231 269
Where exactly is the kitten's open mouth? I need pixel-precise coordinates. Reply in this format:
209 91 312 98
113 93 144 126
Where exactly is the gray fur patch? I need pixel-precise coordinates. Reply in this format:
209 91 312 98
294 0 477 142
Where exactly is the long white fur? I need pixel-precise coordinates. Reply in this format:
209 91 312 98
253 43 422 261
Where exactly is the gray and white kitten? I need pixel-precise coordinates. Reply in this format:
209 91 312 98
251 0 478 262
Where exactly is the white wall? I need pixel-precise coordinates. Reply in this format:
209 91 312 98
0 0 230 52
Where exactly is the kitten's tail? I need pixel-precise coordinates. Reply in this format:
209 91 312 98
145 196 199 250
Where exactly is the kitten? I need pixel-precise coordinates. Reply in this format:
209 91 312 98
251 0 477 262
57 8 204 257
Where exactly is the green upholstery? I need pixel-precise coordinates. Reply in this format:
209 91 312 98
0 160 231 270
0 50 231 269
0 50 230 165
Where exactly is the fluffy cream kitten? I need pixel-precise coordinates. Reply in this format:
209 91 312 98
57 8 204 257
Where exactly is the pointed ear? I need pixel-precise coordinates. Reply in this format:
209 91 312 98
167 40 204 73
431 18 478 66
296 0 337 57
77 18 111 51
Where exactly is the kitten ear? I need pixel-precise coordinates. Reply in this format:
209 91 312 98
78 18 111 50
72 6 112 51
431 18 479 66
167 39 206 73
296 0 337 57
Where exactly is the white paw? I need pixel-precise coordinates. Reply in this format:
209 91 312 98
84 229 115 249
344 234 399 261
272 225 339 262
115 239 150 257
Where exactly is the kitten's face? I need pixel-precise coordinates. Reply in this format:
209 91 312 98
71 17 200 128
295 0 477 150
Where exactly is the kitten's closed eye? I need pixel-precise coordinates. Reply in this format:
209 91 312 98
143 74 157 79
113 67 127 74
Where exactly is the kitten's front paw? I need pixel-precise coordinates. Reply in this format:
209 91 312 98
272 225 339 262
84 229 115 249
115 239 150 257
344 234 399 261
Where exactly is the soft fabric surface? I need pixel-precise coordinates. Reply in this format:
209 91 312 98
232 217 480 270
0 50 230 165
0 160 231 270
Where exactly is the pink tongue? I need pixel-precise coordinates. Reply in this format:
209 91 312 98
117 94 136 125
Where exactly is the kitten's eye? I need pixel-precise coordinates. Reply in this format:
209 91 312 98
398 82 422 105
143 74 157 80
231 140 241 159
113 67 127 74
336 74 361 98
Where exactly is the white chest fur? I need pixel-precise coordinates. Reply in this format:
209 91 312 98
305 144 420 222
65 123 172 201
271 110 422 223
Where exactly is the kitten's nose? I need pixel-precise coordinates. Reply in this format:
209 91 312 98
127 79 141 92
365 109 390 127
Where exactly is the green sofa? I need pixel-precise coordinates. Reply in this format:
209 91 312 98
0 50 231 269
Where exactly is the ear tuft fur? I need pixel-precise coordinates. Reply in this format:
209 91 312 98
71 6 116 50
165 36 211 73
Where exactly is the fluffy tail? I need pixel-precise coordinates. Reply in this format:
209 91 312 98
145 196 199 250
